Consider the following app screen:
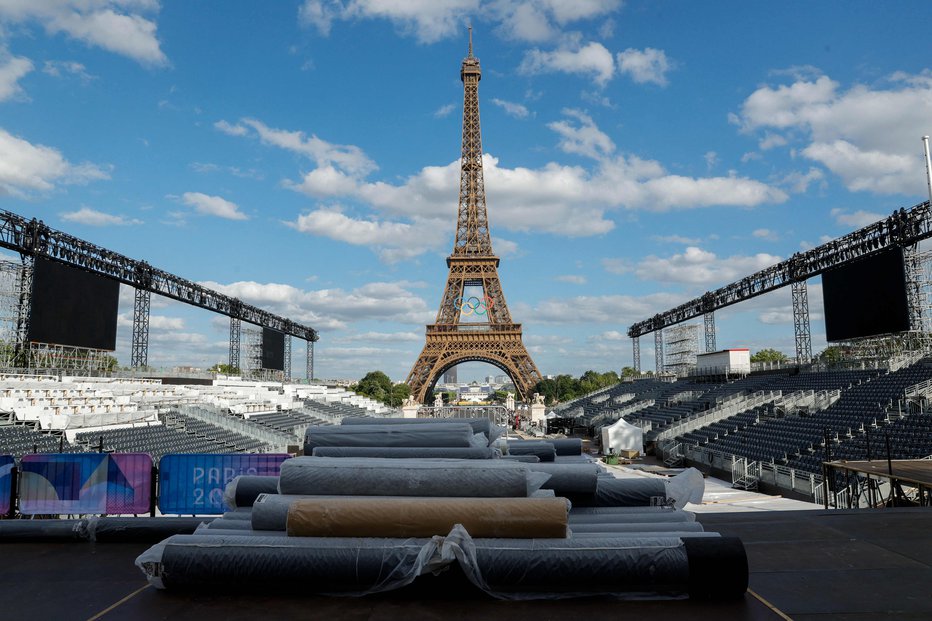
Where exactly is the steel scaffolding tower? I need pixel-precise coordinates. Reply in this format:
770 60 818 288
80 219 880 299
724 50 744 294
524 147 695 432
631 335 640 373
792 280 812 363
306 340 314 381
664 323 699 377
229 316 241 372
703 311 716 353
284 334 292 381
654 329 664 375
131 288 151 368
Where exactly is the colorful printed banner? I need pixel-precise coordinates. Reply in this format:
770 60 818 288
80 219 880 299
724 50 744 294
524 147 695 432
19 453 153 515
0 455 13 515
158 453 290 514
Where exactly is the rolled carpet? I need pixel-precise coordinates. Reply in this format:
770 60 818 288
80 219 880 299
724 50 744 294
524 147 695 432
305 423 483 452
223 475 280 509
286 496 570 539
277 457 549 498
310 446 501 459
505 441 556 462
339 416 504 443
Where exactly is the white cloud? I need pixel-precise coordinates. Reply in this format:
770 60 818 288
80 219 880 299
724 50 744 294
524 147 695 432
601 257 631 274
492 236 518 256
519 41 615 86
180 192 249 220
298 0 478 43
651 234 701 245
704 151 718 171
733 71 932 195
339 331 421 343
433 103 456 118
781 167 824 193
0 52 33 101
593 330 627 341
634 246 782 286
213 119 248 137
752 228 778 241
297 0 621 44
554 274 586 285
61 207 142 226
199 279 435 330
42 60 94 81
547 108 614 160
830 208 883 229
0 127 109 197
0 1 168 66
759 132 788 150
491 97 530 119
288 208 445 262
516 291 685 325
217 117 376 176
616 47 672 86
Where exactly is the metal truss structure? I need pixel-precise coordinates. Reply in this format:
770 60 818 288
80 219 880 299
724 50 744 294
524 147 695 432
28 343 110 373
0 209 318 371
703 311 716 353
792 280 813 363
629 201 932 360
0 259 24 368
631 336 640 373
664 323 699 377
131 288 151 368
306 341 314 381
654 330 664 375
407 31 541 402
284 335 292 380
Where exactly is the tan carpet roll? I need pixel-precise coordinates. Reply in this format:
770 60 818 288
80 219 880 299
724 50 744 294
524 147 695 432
286 496 569 539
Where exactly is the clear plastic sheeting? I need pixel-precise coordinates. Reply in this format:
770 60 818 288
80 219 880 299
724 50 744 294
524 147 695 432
277 457 550 498
223 475 280 509
441 525 694 600
339 417 504 443
310 446 502 460
664 468 706 509
304 424 484 453
135 534 440 593
286 497 570 539
135 527 748 600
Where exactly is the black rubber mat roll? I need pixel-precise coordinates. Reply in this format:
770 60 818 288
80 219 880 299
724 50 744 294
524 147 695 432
549 438 583 456
506 441 556 462
311 446 500 459
340 416 503 442
305 424 480 453
224 475 280 509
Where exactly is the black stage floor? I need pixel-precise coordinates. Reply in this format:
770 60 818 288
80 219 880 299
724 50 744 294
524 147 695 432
1 508 930 621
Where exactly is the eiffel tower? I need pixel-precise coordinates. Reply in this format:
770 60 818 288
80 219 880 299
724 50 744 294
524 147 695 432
406 29 541 403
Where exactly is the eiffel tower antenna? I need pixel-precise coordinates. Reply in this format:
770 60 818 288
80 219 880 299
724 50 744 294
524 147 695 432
406 29 541 403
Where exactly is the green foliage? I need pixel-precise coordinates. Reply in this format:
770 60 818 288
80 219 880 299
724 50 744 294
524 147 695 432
490 390 510 403
352 370 411 406
534 370 621 406
620 366 638 378
210 363 241 375
751 348 788 363
817 346 845 364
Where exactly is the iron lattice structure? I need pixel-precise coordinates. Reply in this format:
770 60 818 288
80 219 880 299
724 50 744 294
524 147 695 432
407 32 541 403
664 323 699 377
628 201 932 340
131 288 151 368
792 280 812 363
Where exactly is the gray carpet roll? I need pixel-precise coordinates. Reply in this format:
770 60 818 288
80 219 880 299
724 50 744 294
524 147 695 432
505 441 556 462
310 446 501 459
223 475 280 509
525 463 601 494
340 416 504 443
305 423 482 452
550 438 583 456
136 534 436 593
278 457 549 498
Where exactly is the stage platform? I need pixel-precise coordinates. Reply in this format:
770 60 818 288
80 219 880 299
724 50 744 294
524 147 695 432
1 508 930 621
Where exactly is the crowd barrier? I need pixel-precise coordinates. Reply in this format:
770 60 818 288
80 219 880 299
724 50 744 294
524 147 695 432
0 452 291 517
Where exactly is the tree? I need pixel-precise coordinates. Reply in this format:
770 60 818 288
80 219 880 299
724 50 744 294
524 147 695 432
490 390 509 403
751 348 788 363
620 366 638 378
817 346 844 364
352 371 393 402
210 363 240 375
390 382 410 407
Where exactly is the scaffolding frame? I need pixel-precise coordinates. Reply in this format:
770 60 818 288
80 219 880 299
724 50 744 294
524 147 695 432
664 323 700 377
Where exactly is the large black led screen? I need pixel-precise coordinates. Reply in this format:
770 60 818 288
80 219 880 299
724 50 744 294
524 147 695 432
261 328 285 371
28 257 120 350
821 247 910 342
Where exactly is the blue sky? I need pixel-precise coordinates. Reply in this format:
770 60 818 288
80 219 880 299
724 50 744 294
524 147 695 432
1 1 931 382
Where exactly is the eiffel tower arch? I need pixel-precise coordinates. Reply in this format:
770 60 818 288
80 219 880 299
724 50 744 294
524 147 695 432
407 30 541 403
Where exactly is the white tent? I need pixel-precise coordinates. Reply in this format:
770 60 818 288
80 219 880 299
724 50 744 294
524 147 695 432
601 418 643 455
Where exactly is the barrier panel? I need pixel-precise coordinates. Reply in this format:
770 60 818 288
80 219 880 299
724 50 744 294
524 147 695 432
19 453 153 515
0 455 13 515
158 453 290 515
